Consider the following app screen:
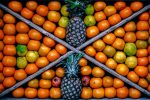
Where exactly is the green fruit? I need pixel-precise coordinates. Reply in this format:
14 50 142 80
17 57 28 69
26 51 39 63
125 56 137 68
61 5 69 17
136 40 148 49
16 45 28 56
124 43 137 56
28 79 39 88
58 16 69 28
84 15 96 26
114 51 126 63
103 45 116 57
85 4 94 15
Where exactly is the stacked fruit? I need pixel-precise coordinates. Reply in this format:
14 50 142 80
85 11 150 91
0 9 67 93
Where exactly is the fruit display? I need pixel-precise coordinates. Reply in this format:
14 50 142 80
0 0 150 99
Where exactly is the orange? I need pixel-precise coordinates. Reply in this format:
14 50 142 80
92 39 105 52
43 21 56 32
48 1 61 11
41 69 55 80
0 73 4 82
48 11 61 23
56 67 65 78
0 52 3 61
130 1 143 12
38 44 51 57
0 30 4 40
137 21 149 31
113 78 124 88
137 57 148 66
12 87 25 98
32 14 45 26
92 66 105 78
95 52 107 63
116 64 129 76
55 44 67 55
86 26 99 38
112 38 125 50
0 41 4 51
21 8 34 19
3 77 16 88
47 49 60 62
0 84 4 93
16 21 30 33
36 57 49 68
104 6 117 17
129 88 141 99
16 33 29 45
136 49 148 57
14 69 27 81
147 85 150 92
3 67 15 77
26 1 38 11
79 58 88 67
93 88 104 98
114 27 125 37
3 14 16 24
124 21 136 32
85 46 96 57
25 87 37 99
105 58 117 69
120 7 132 19
0 9 4 18
90 78 102 89
105 87 116 98
8 1 22 12
81 65 92 75
127 71 139 83
3 45 16 56
25 64 38 75
38 88 49 99
136 31 149 40
2 56 16 67
0 19 4 28
27 40 41 51
102 76 113 88
139 12 149 21
94 11 106 22
102 33 116 45
54 27 66 39
94 1 106 11
0 62 3 72
117 87 128 98
97 20 110 31
39 79 51 88
3 24 16 35
114 1 126 10
3 35 15 45
138 78 148 88
81 87 92 99
134 66 148 77
28 29 42 40
43 37 56 48
50 87 61 99
124 32 136 43
36 5 48 17
108 14 121 25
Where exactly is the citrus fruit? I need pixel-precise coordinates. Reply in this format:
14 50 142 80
124 43 137 56
16 45 28 56
85 4 94 15
114 51 126 63
60 5 69 16
125 56 137 68
58 17 69 28
84 15 96 26
17 57 28 69
26 51 39 63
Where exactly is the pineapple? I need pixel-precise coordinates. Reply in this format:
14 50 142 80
65 0 92 47
61 53 83 99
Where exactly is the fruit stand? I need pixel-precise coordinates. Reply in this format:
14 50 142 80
0 0 150 99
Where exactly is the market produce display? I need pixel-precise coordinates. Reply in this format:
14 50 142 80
0 0 150 99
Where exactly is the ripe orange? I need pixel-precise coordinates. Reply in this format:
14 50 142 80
104 6 117 17
25 87 37 99
0 41 4 51
94 11 106 22
127 71 139 83
0 84 4 93
116 64 129 76
97 20 110 31
43 21 56 32
3 14 16 24
92 39 105 52
32 14 45 26
114 1 126 10
56 67 65 78
124 21 136 32
0 52 3 61
90 78 102 89
117 87 128 98
2 56 16 67
47 49 60 62
3 67 15 77
147 85 150 92
36 5 48 17
21 8 34 19
50 87 61 99
134 66 148 77
43 37 56 48
120 7 132 19
102 33 116 45
130 1 143 12
41 69 55 80
86 26 99 38
14 69 27 81
102 76 113 88
38 88 50 99
114 27 125 37
26 1 38 11
106 58 117 69
0 9 4 18
27 40 41 51
36 57 49 68
28 29 42 40
3 77 16 88
38 44 51 57
95 52 107 63
129 88 141 99
54 27 66 39
137 57 148 66
0 19 4 28
81 87 92 99
48 11 61 23
39 79 51 89
25 64 38 75
16 33 29 45
0 62 3 72
79 58 88 67
16 22 30 33
0 30 4 40
93 88 104 98
108 14 121 25
138 78 148 88
136 49 148 57
139 12 149 21
3 45 16 56
137 21 149 31
0 73 4 83
113 78 124 88
48 1 61 11
12 87 24 98
85 46 96 57
136 31 149 40
112 38 125 50
124 32 136 43
8 1 22 12
3 24 16 35
92 66 105 78
105 87 116 98
55 44 67 55
81 65 92 75
3 35 16 45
